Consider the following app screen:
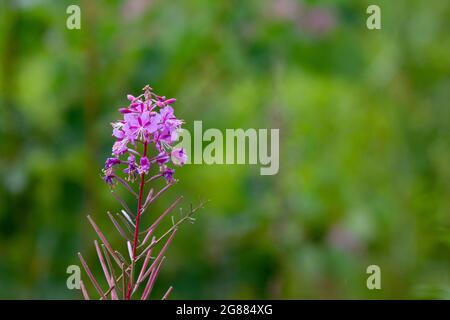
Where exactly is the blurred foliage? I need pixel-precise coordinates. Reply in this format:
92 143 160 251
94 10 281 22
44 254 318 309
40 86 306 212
0 0 449 299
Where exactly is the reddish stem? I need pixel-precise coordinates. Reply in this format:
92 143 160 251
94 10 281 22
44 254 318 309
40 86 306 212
126 142 147 299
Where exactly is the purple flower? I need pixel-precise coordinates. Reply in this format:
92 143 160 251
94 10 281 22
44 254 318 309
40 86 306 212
138 156 150 175
111 120 126 135
171 148 187 166
87 85 194 301
165 98 176 104
103 167 115 185
112 126 126 139
161 166 175 182
112 139 128 156
119 108 133 114
160 106 183 130
129 101 145 113
154 128 179 147
156 152 170 165
123 111 161 143
124 155 138 179
104 85 185 184
105 157 121 169
156 96 177 107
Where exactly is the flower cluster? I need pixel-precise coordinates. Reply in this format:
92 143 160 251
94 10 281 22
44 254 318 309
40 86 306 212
78 84 203 301
103 85 187 184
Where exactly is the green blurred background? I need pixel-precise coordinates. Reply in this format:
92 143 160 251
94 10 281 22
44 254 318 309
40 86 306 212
0 0 449 299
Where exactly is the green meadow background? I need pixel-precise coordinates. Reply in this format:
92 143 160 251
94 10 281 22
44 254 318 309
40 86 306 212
0 0 449 299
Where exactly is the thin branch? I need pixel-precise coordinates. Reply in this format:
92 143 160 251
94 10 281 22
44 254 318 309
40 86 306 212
107 211 131 241
101 283 117 300
78 252 106 300
162 286 173 300
80 280 90 300
94 240 118 300
126 141 148 300
114 175 138 198
115 212 135 234
90 219 181 296
115 250 129 266
139 196 183 245
120 209 136 227
141 256 166 300
140 229 177 281
132 237 155 295
111 190 135 218
141 182 176 214
127 241 133 261
121 263 127 300
87 215 122 267
101 244 119 294
128 260 135 298
145 173 162 184
142 188 154 212
136 201 205 261
127 148 142 157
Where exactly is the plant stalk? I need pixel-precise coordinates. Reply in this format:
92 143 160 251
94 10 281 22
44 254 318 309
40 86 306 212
126 142 147 299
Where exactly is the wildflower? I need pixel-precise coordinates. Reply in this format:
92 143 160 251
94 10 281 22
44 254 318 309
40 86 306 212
103 167 115 185
160 106 180 125
156 151 170 165
124 154 138 180
123 111 160 143
112 139 128 156
112 125 126 139
161 166 175 182
156 96 177 107
82 85 201 301
119 107 133 114
103 85 187 184
105 157 121 169
171 148 187 166
138 156 150 174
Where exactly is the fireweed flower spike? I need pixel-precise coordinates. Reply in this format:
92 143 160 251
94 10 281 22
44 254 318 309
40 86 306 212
79 85 205 300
